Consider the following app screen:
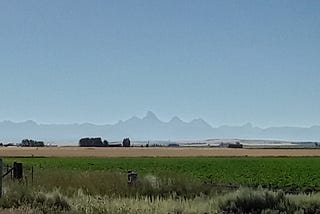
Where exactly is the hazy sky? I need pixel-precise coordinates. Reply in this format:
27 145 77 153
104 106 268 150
0 0 319 127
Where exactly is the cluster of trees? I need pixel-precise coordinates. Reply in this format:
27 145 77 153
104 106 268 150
79 137 109 147
122 138 131 147
79 137 131 147
20 139 45 147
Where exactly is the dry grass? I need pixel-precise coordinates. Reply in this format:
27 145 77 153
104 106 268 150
1 147 320 158
2 186 320 214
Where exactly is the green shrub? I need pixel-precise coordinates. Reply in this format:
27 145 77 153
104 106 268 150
288 193 320 214
219 188 288 213
0 185 71 213
0 184 33 209
218 188 320 214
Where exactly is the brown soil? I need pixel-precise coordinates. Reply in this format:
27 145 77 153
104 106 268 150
1 147 320 158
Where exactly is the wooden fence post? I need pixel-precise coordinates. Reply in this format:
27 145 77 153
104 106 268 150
13 162 23 180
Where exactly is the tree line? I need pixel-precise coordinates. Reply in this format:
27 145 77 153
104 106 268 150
79 137 131 147
20 139 45 147
0 137 131 148
1 139 45 147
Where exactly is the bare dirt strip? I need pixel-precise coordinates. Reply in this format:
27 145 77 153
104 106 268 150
1 147 320 158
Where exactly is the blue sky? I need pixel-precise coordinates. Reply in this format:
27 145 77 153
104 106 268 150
0 0 319 127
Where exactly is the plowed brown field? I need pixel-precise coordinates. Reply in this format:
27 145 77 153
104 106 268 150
1 147 320 157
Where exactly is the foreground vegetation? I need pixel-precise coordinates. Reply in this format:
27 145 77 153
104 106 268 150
2 179 320 214
5 157 320 192
2 157 320 213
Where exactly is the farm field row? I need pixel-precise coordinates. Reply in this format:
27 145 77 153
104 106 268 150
4 157 320 192
2 147 320 157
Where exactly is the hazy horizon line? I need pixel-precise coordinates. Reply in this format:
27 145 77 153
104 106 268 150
1 112 319 129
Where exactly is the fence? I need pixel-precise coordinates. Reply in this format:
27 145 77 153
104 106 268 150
1 159 35 198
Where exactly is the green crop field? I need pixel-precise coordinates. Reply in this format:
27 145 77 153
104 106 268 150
3 157 320 213
4 157 320 192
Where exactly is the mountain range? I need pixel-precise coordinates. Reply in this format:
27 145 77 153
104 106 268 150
1 111 320 144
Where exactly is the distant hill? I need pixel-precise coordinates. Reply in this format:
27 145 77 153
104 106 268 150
1 111 320 144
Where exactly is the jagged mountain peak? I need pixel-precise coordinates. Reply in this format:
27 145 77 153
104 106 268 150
169 116 185 124
126 116 141 123
143 111 160 121
190 118 211 128
168 116 188 126
1 113 320 143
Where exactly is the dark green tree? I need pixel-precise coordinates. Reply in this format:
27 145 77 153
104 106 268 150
122 138 131 147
